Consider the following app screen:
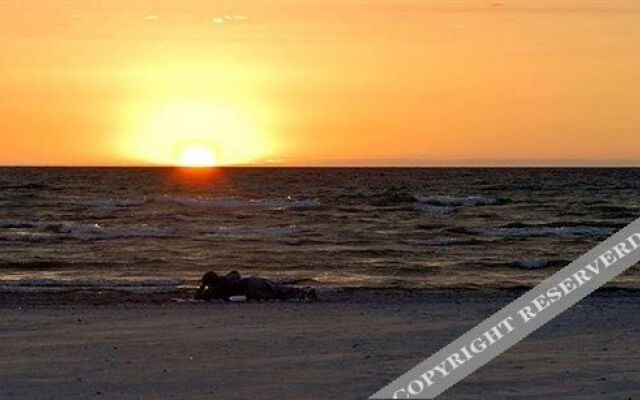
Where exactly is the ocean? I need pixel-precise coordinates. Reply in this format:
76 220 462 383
1 167 639 293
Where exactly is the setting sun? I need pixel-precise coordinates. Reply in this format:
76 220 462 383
177 145 217 167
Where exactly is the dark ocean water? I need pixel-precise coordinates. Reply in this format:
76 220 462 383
1 167 639 292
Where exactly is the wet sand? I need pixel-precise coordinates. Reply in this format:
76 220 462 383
1 290 639 399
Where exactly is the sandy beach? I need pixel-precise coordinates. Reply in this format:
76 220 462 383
1 290 639 399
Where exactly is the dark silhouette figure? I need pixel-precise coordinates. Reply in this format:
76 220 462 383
195 271 317 302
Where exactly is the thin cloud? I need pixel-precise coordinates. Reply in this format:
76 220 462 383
144 15 159 22
212 15 246 25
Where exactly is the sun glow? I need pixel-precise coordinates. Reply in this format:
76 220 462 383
178 145 217 167
117 96 280 166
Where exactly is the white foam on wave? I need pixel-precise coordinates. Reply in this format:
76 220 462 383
0 217 305 241
253 197 321 210
0 219 58 242
0 222 178 242
158 195 245 208
415 204 457 214
0 232 56 242
53 223 178 241
157 195 320 210
415 194 499 207
80 197 149 214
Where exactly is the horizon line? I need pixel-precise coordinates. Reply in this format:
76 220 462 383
2 158 640 168
1 163 640 168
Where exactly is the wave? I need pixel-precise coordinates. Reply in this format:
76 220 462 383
0 222 178 242
0 260 143 271
0 260 69 270
516 259 558 269
587 205 639 219
477 183 542 191
590 205 636 213
361 188 416 206
415 194 504 207
52 223 178 240
414 194 507 214
156 195 320 210
201 224 304 238
347 191 505 209
415 204 457 214
0 278 182 293
0 218 304 242
466 225 616 238
80 197 149 213
499 220 626 229
405 237 477 246
1 183 57 191
0 232 56 242
0 219 40 229
76 195 321 213
472 258 569 270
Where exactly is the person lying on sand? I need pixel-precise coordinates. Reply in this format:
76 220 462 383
195 271 318 302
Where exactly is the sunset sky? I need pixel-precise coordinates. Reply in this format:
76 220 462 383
1 0 639 166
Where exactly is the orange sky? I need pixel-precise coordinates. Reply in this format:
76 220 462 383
1 0 639 166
